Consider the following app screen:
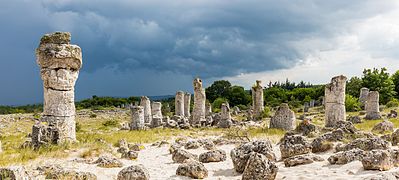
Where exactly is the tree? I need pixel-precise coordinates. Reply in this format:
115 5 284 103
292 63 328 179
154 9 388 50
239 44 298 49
391 70 399 98
224 86 251 107
212 97 228 112
345 94 360 112
362 68 396 104
346 76 363 97
205 80 231 103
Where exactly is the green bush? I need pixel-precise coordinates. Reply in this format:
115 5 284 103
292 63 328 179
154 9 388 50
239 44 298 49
236 104 248 111
386 98 399 108
102 119 119 127
345 95 360 112
261 106 271 118
212 97 228 112
76 122 82 132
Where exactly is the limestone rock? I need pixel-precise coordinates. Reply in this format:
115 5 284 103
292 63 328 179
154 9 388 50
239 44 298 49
251 80 264 119
31 123 60 149
280 135 312 159
176 159 208 179
199 149 227 163
392 129 399 146
359 87 369 109
130 106 145 130
200 139 215 150
365 91 382 120
175 91 185 117
0 166 30 180
325 75 347 127
372 120 394 133
328 148 364 165
362 150 393 171
295 119 316 136
121 151 138 160
231 140 276 173
333 121 356 133
336 137 389 152
284 154 324 167
117 165 150 180
172 149 198 163
45 167 97 180
242 152 278 180
185 140 201 150
388 110 398 118
270 103 296 131
140 96 152 124
348 116 362 124
192 78 206 125
94 156 123 168
311 129 343 153
184 92 191 118
218 102 232 128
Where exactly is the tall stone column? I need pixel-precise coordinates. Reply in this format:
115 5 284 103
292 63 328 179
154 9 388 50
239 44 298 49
140 96 152 124
175 91 185 117
218 102 232 128
365 91 381 120
359 87 369 109
130 106 145 130
151 102 163 128
192 78 206 125
205 102 212 116
184 92 191 118
325 75 347 127
251 80 264 119
36 32 82 143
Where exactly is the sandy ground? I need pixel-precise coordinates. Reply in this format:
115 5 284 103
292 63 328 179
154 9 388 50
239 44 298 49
24 141 399 180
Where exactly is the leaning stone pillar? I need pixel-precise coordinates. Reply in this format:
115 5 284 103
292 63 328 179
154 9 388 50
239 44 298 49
184 92 191 118
192 78 206 125
325 75 347 127
251 80 264 119
35 32 82 143
140 96 152 124
359 87 369 109
365 91 381 120
175 91 185 117
130 106 145 130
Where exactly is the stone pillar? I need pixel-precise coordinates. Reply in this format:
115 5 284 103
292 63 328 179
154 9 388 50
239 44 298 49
218 102 232 128
325 75 347 127
192 78 206 125
140 96 152 124
270 103 296 131
151 102 163 128
205 102 212 116
35 32 82 143
310 100 315 108
359 87 369 109
175 91 185 117
184 92 191 118
365 91 381 120
251 80 264 119
130 106 145 130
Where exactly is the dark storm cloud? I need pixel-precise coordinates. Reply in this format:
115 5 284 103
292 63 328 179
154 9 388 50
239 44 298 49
0 0 397 105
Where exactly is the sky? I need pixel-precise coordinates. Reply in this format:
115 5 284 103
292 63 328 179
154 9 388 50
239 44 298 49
1 0 399 105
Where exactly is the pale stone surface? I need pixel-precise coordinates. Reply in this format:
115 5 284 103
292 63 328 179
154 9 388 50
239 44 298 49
184 92 191 118
325 75 347 127
175 91 185 117
35 32 81 144
365 91 381 120
251 80 264 119
140 96 152 124
218 102 232 128
270 103 296 131
205 102 212 116
192 78 206 125
130 106 145 130
242 152 278 180
359 87 369 109
151 102 162 119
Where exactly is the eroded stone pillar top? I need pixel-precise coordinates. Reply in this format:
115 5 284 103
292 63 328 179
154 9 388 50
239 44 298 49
252 80 263 89
36 32 82 70
193 78 203 89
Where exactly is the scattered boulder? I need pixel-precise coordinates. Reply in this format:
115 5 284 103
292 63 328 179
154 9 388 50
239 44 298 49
176 160 208 179
348 116 362 124
118 139 128 148
169 143 182 154
121 151 138 160
129 143 143 151
364 171 399 180
284 154 324 167
336 137 389 152
269 103 296 131
328 148 364 165
388 110 398 118
200 139 215 150
199 149 227 163
392 129 399 146
231 140 276 173
311 129 344 153
46 168 97 180
280 135 312 159
172 149 198 163
333 121 356 133
117 165 150 180
242 152 278 180
372 120 394 133
94 156 123 168
362 149 393 171
0 166 30 180
295 119 316 136
185 140 201 150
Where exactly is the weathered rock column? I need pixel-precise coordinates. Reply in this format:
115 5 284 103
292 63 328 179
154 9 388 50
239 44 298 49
251 80 264 119
130 106 145 130
36 32 82 143
205 102 212 116
270 103 296 131
192 78 206 125
365 91 381 120
325 75 347 127
151 102 163 128
218 102 232 128
184 92 191 118
175 91 185 117
140 96 152 124
359 87 369 109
